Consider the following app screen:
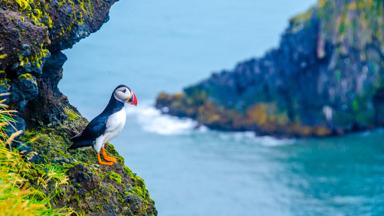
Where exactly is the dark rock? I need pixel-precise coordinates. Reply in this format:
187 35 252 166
21 44 32 56
25 51 70 126
68 164 101 191
0 9 49 72
125 195 143 213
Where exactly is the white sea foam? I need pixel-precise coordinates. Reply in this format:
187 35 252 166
254 135 295 147
126 103 198 135
218 131 294 147
127 102 295 146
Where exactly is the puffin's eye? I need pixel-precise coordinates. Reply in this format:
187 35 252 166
122 89 127 93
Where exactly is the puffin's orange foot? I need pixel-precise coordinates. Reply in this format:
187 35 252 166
105 156 117 163
97 153 114 166
101 147 117 163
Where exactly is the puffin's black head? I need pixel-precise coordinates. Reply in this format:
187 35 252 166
113 84 138 106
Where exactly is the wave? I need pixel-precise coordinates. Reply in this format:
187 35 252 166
126 103 199 135
254 135 294 147
127 103 295 146
218 131 294 147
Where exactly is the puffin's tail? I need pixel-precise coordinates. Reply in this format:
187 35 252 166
68 135 93 150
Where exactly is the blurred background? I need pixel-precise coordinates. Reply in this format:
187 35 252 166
61 0 384 215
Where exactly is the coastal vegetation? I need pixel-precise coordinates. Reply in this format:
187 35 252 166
0 103 156 215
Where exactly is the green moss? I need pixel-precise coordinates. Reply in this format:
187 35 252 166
54 0 94 34
0 54 7 60
108 171 122 184
124 166 151 202
290 9 313 24
18 73 34 80
64 107 80 121
0 77 9 86
18 46 49 71
13 0 51 28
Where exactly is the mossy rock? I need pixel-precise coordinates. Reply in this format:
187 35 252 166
20 117 157 216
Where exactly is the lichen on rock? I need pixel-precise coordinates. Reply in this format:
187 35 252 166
0 0 121 127
0 0 157 214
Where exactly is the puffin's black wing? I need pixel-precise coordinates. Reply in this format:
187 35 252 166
68 114 108 149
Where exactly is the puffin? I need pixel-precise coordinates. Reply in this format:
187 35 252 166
69 84 138 166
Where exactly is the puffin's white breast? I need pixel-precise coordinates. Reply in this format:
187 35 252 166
104 108 126 142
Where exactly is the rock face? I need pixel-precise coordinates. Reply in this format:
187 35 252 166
156 0 384 137
0 0 157 214
0 0 120 128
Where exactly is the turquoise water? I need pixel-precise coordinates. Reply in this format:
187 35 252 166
61 0 384 215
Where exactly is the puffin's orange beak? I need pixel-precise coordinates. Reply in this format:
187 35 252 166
130 92 138 106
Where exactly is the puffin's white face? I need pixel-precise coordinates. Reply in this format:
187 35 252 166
113 86 138 106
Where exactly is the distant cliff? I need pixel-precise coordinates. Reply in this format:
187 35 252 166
156 0 384 137
0 0 156 214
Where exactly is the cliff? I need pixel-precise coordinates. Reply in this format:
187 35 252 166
0 0 156 215
156 0 384 137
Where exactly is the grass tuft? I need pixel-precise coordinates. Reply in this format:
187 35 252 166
0 98 72 215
